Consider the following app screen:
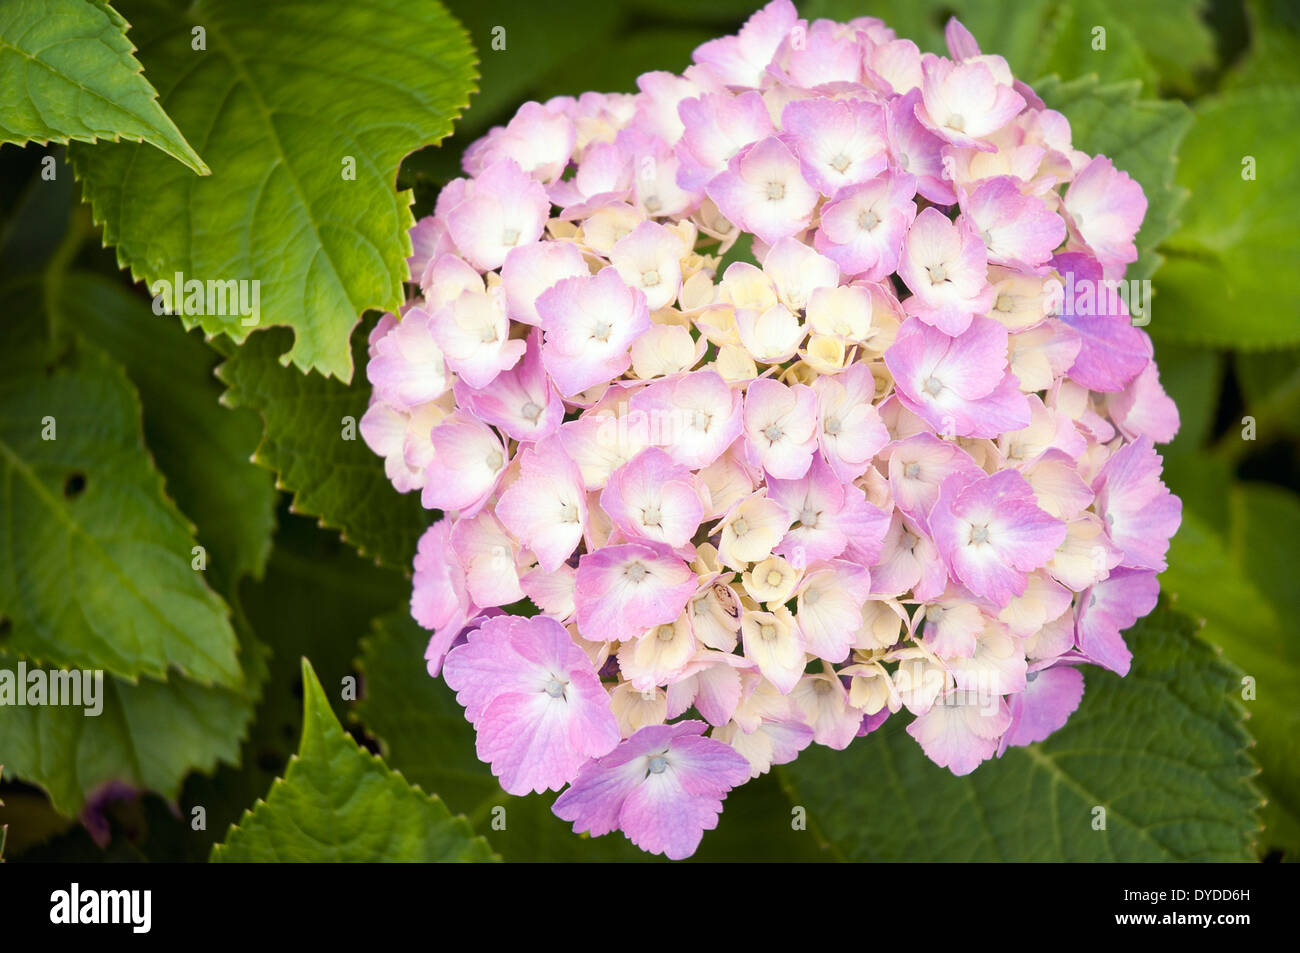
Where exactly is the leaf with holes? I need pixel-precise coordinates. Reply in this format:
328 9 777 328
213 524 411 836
781 605 1260 861
63 271 275 592
0 316 243 689
211 657 497 862
71 0 478 380
0 0 206 172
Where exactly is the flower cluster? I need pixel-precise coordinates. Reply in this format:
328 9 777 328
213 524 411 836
361 1 1181 859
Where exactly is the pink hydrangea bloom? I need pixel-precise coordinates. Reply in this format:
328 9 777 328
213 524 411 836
444 615 620 794
553 720 751 859
359 1 1182 858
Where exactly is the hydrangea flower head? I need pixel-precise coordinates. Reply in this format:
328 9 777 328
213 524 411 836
365 1 1180 857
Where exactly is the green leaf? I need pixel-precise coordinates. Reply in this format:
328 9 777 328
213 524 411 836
1029 1 1157 91
1162 484 1300 857
71 0 478 380
211 657 496 862
217 321 430 570
0 578 267 818
1050 0 1214 92
82 512 409 862
0 640 261 816
1224 0 1300 90
781 605 1260 861
63 271 275 592
0 317 243 688
1035 75 1193 281
1153 87 1300 350
0 0 206 173
354 609 829 861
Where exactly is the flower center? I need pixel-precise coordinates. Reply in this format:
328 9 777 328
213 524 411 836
592 321 612 342
830 152 852 173
813 678 832 694
804 588 821 605
969 524 990 545
824 415 842 435
923 376 944 396
731 517 749 537
927 263 948 284
857 209 879 231
692 410 711 430
559 501 580 523
648 755 668 774
521 400 543 422
544 678 565 698
656 624 675 642
765 181 785 201
641 504 662 527
624 561 649 582
765 569 783 587
904 462 920 478
763 423 784 443
642 269 660 287
995 293 1014 312
948 113 966 132
759 623 777 641
485 449 504 470
502 227 520 246
798 506 820 528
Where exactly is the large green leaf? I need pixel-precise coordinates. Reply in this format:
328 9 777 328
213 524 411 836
1154 87 1300 350
1162 484 1300 857
64 271 275 592
211 657 496 862
354 609 829 861
0 317 243 688
0 147 273 593
72 0 478 380
782 605 1260 861
0 641 261 817
17 512 409 861
0 0 206 172
0 581 266 817
217 322 430 570
1035 75 1193 281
